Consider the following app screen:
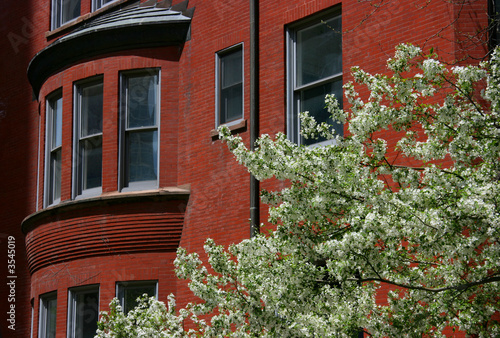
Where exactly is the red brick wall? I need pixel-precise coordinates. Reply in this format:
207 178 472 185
30 252 178 337
0 0 490 336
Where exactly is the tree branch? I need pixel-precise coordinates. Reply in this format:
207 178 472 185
350 275 500 293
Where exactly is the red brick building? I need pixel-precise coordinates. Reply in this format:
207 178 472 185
0 0 494 336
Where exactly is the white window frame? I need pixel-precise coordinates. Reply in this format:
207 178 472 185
39 292 57 338
45 90 63 208
67 285 100 338
286 9 343 147
51 0 81 30
92 0 118 12
119 69 160 192
116 281 158 314
73 77 103 200
215 43 244 127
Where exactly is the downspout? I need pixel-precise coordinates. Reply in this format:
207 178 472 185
249 0 260 237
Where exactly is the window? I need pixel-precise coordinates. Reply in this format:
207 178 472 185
51 0 81 29
45 91 63 207
287 10 343 146
93 0 116 11
67 286 99 338
216 45 244 126
39 292 57 338
120 70 160 191
74 78 103 199
116 281 157 314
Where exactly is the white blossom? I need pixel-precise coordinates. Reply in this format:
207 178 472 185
97 45 500 337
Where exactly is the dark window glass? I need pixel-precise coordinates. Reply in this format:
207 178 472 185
117 282 156 314
218 47 243 125
68 287 99 338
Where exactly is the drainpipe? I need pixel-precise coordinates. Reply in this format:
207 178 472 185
249 0 260 237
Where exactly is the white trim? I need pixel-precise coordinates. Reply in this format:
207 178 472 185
36 109 41 211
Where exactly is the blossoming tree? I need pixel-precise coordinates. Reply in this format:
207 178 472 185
96 45 500 337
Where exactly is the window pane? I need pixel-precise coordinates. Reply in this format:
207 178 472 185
62 0 81 25
51 149 62 202
81 138 102 190
119 283 156 314
218 48 243 124
46 298 57 338
81 83 103 137
72 290 99 338
220 83 243 124
52 97 62 149
40 295 57 338
54 0 62 27
300 79 343 146
94 0 114 10
127 75 157 128
296 16 342 86
126 131 158 184
221 50 242 88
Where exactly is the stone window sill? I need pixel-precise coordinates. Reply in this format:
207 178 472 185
210 119 247 140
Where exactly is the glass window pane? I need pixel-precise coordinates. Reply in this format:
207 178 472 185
221 50 242 88
46 298 57 338
81 138 102 190
51 149 62 202
296 16 342 86
62 0 81 24
52 97 62 149
94 0 114 10
119 283 156 314
81 83 103 137
220 83 243 124
40 295 57 338
127 75 157 129
300 79 343 146
72 290 99 338
54 0 62 27
126 131 158 184
218 48 243 124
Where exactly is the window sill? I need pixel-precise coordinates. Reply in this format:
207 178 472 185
46 0 133 40
210 119 247 140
